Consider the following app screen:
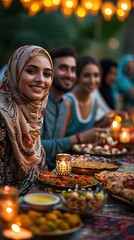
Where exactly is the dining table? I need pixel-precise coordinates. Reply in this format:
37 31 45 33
0 151 134 240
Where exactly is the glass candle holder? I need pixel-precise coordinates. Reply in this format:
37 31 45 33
0 186 19 226
111 120 121 132
56 153 72 176
119 128 130 143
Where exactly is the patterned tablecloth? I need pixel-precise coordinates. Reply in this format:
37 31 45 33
70 202 134 240
70 153 134 240
0 154 134 240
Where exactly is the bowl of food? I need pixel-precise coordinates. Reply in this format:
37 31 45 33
15 209 83 239
60 187 107 216
24 193 60 211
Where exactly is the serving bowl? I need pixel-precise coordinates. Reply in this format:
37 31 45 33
23 193 60 211
60 187 107 216
15 209 82 239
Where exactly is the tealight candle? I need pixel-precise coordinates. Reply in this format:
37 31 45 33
56 153 71 176
111 120 121 132
0 186 19 225
3 224 33 239
119 128 130 143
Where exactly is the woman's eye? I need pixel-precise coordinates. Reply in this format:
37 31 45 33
26 69 36 74
43 72 52 78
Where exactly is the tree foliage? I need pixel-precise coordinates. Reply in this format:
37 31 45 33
0 0 133 66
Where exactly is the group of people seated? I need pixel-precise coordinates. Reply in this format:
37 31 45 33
0 44 134 196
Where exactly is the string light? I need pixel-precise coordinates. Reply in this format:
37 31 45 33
1 0 13 8
75 5 87 19
101 2 116 21
1 0 132 21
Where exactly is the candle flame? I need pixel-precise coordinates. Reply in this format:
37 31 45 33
61 160 66 166
120 129 130 143
5 186 10 191
11 224 20 233
122 132 127 137
6 207 12 213
112 120 118 127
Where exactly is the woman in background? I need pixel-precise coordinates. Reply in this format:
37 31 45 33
115 54 134 110
96 58 128 120
0 45 53 195
63 55 108 142
99 58 118 109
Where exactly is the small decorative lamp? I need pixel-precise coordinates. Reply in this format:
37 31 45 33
3 223 33 240
111 116 122 138
56 153 72 176
0 186 19 225
119 128 130 143
111 120 121 131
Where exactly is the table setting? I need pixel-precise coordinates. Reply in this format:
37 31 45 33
0 115 134 240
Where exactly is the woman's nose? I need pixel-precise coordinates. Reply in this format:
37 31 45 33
35 72 44 81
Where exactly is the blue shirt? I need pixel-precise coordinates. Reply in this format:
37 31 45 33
41 92 71 170
64 93 97 136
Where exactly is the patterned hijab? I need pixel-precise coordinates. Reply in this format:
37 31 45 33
0 45 53 172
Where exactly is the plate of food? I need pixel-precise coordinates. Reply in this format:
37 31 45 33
37 171 99 191
95 170 134 204
15 209 83 239
72 142 127 157
72 135 127 156
71 159 120 175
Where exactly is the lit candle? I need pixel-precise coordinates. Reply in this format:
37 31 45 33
111 120 121 132
56 153 71 176
3 224 33 239
0 186 19 225
119 129 130 143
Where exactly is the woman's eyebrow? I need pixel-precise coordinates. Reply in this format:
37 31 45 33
25 65 52 71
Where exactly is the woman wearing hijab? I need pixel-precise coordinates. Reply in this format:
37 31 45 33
99 58 118 110
0 45 53 195
115 54 134 110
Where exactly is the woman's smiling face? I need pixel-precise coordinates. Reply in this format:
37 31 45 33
79 63 101 93
19 55 53 101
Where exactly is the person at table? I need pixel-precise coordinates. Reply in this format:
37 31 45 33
95 58 129 121
41 47 105 170
63 55 114 137
98 58 118 110
0 45 53 196
114 54 134 110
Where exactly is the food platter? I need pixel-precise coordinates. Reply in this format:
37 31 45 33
71 167 118 176
71 159 120 176
16 209 83 240
94 171 134 204
35 222 83 239
37 177 99 191
37 171 99 191
37 179 98 192
72 141 127 157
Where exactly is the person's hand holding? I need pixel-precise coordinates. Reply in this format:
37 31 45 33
96 112 115 128
80 127 108 144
